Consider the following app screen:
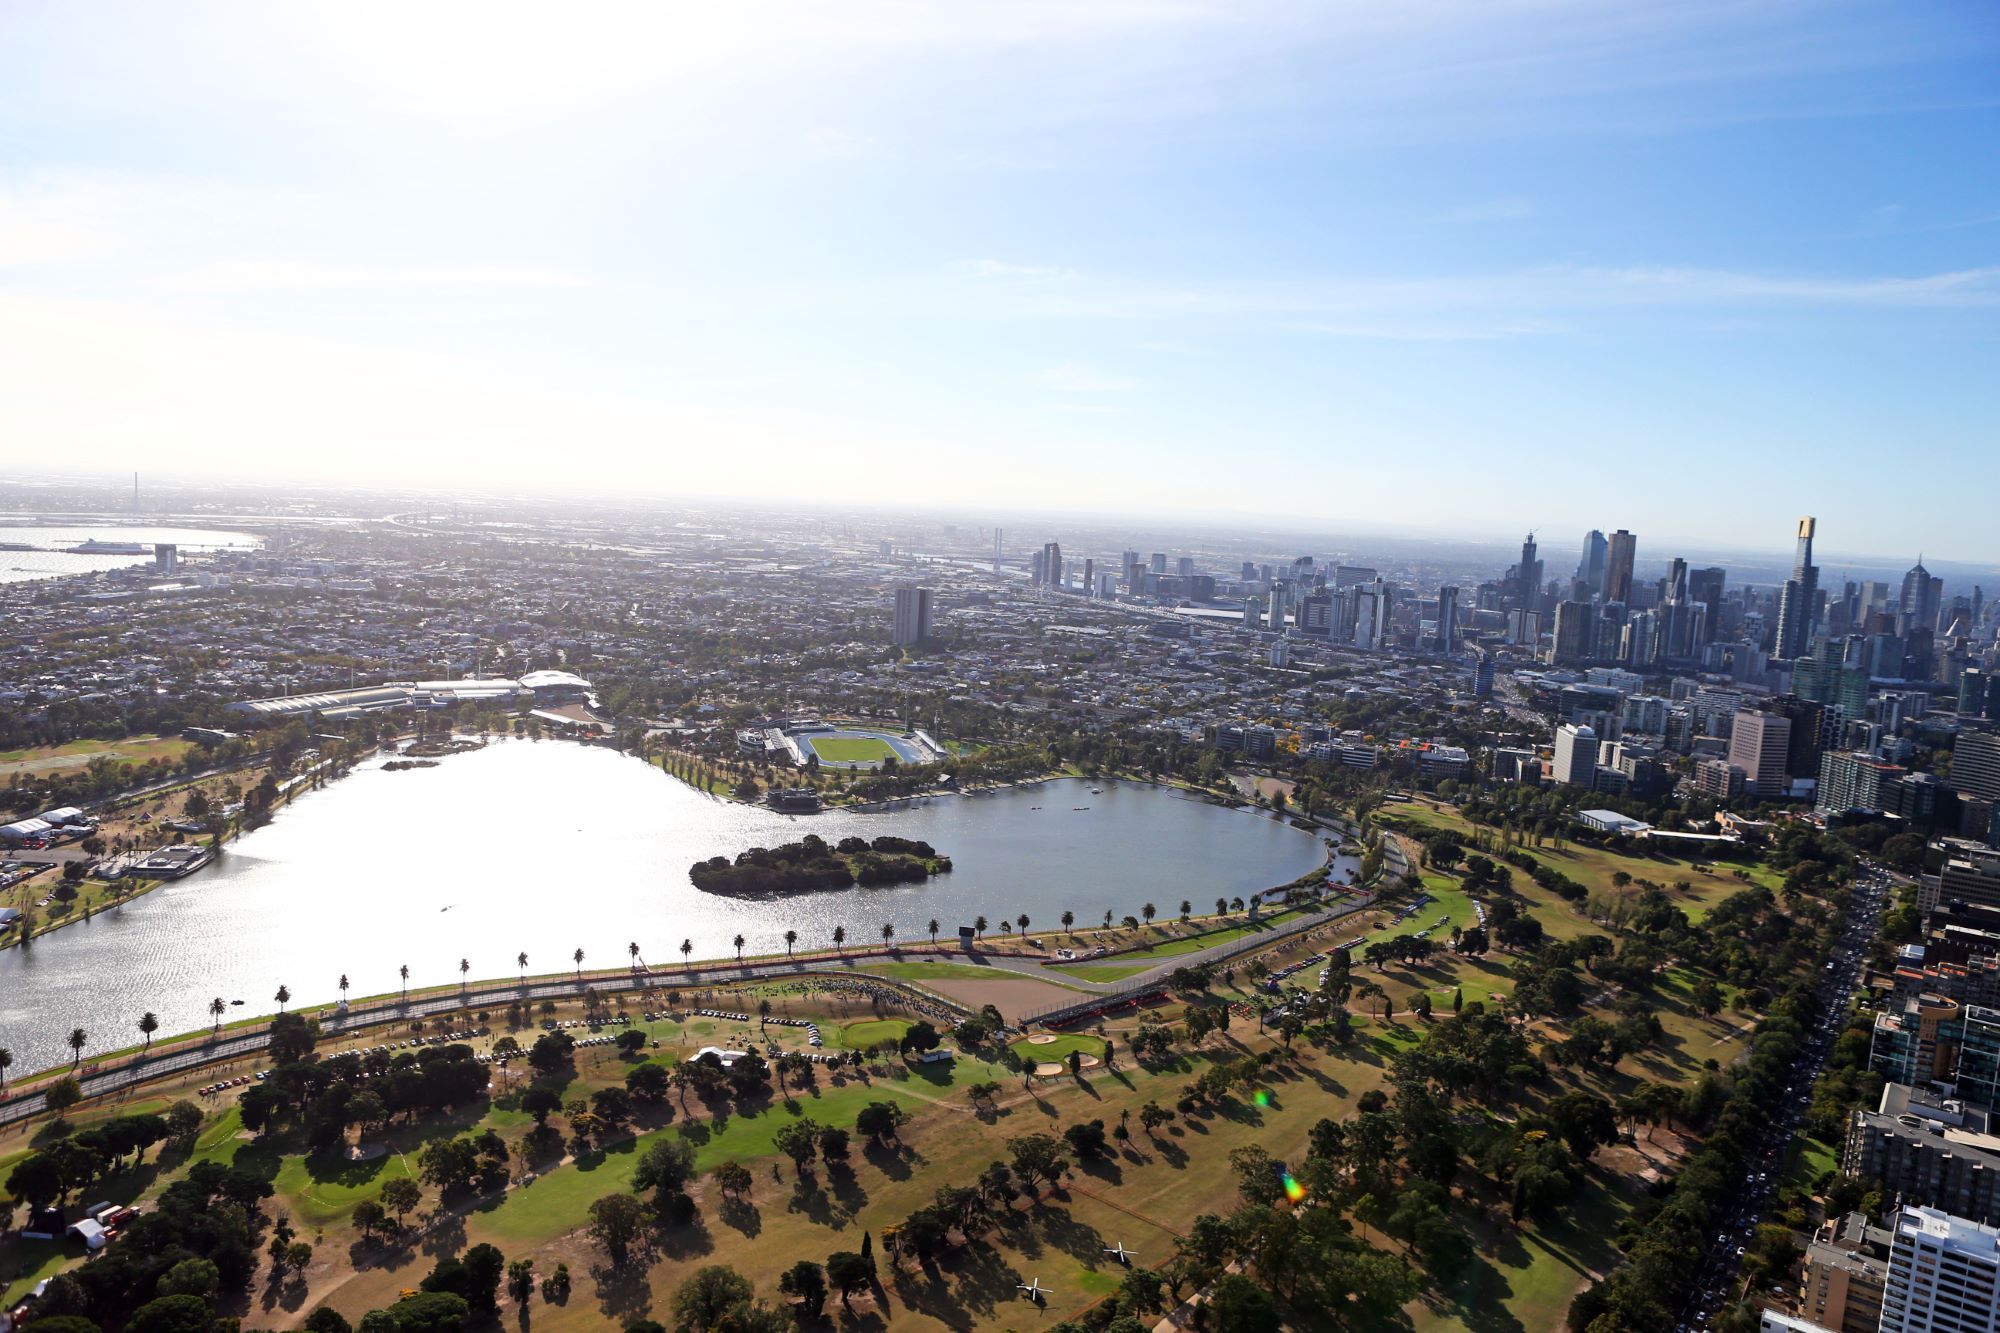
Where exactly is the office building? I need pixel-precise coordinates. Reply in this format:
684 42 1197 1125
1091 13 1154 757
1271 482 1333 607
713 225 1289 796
1553 723 1598 787
154 543 178 573
1509 532 1543 604
1604 529 1637 605
1729 708 1794 798
1352 580 1390 650
1333 564 1376 588
1956 734 2000 804
1878 1205 2000 1333
891 586 935 646
1576 529 1608 597
1176 555 1195 579
1551 600 1593 666
1936 848 2000 915
1434 585 1459 653
1904 559 1941 633
1150 552 1167 575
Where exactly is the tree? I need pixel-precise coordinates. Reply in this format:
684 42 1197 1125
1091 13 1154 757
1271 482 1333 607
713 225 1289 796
459 1242 505 1313
352 1199 387 1240
832 925 846 953
380 1176 423 1228
159 1257 222 1299
126 1294 220 1333
1060 910 1075 935
784 928 798 957
574 946 586 980
67 1026 88 1066
712 1160 753 1199
338 973 349 1002
779 1260 828 1319
825 1251 873 1309
881 921 895 947
633 1137 697 1202
1206 1274 1282 1333
507 1258 535 1306
587 1192 650 1265
399 963 411 1001
733 934 746 963
928 918 941 946
518 951 529 981
0 1046 10 1088
1006 1132 1070 1190
672 1265 753 1331
44 1075 82 1119
775 1118 821 1174
305 1309 354 1333
139 1011 160 1052
856 1100 909 1142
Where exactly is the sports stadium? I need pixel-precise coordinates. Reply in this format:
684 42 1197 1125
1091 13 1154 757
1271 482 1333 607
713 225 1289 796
775 720 944 770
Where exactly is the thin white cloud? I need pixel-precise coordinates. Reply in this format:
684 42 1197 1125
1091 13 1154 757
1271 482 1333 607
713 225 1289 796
959 259 1079 281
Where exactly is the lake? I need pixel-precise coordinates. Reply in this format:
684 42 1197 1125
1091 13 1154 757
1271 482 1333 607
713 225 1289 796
0 742 1338 1073
0 524 261 585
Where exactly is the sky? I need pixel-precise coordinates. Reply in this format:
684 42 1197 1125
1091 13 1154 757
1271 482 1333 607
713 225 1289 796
1 1 1996 557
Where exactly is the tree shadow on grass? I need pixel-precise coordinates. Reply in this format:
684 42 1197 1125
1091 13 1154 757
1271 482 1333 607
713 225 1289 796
718 1194 761 1238
590 1254 659 1326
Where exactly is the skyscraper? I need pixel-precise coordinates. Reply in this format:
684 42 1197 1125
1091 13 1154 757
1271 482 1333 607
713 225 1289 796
1903 558 1940 632
1775 516 1820 660
1434 585 1459 654
1576 529 1608 597
1551 600 1593 666
1553 723 1597 787
891 586 934 645
1954 732 2000 803
1041 541 1064 587
1603 530 1637 605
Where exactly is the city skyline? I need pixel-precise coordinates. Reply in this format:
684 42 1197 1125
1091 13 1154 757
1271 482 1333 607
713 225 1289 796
1 2 1996 554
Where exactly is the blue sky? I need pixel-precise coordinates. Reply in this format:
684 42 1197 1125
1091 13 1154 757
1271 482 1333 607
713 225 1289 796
1 1 1995 556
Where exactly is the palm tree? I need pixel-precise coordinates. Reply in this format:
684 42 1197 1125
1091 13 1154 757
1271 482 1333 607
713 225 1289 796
680 939 693 970
974 915 987 940
628 941 641 973
733 934 746 963
880 922 895 948
1180 900 1192 922
573 947 585 980
400 964 411 1003
0 1047 11 1090
459 958 470 992
209 996 228 1032
833 925 847 953
1016 913 1030 936
338 974 350 1004
927 919 940 947
69 1028 89 1066
1215 897 1228 917
1060 910 1074 936
518 951 529 982
139 1012 159 1053
1142 902 1156 926
275 985 291 1013
784 929 798 958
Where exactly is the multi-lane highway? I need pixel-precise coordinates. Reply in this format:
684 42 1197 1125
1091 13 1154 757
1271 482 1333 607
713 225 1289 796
1676 863 1892 1331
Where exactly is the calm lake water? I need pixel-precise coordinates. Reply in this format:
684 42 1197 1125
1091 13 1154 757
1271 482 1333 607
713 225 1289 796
0 524 261 585
0 742 1336 1073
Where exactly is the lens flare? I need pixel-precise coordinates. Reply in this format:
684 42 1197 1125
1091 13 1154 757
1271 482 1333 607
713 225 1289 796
1253 1089 1271 1108
1282 1171 1307 1203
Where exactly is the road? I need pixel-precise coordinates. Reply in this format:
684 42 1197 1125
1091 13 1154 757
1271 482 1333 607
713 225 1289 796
1676 863 1892 1331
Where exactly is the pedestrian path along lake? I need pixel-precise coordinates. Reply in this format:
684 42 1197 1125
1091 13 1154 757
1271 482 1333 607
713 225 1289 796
0 741 1337 1074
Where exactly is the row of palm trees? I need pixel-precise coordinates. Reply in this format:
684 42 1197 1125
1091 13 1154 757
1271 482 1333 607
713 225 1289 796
0 892 1270 1088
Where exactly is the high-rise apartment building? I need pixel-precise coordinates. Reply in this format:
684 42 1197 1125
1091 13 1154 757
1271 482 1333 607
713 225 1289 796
1776 517 1821 660
1878 1205 2000 1333
1817 751 1904 816
891 586 935 646
1603 530 1637 605
1954 733 2000 804
1728 708 1794 798
1553 723 1598 787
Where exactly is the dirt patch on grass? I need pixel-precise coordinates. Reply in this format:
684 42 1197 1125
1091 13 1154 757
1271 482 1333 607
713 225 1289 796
925 974 1081 1023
